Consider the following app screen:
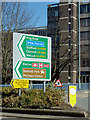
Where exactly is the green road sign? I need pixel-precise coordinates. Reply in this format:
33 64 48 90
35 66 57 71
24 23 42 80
14 60 51 81
13 33 51 81
17 35 49 59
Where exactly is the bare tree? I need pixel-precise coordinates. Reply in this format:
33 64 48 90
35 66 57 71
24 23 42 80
1 2 39 83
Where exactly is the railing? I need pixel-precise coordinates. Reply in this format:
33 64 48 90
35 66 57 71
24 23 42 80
62 83 89 92
0 83 89 92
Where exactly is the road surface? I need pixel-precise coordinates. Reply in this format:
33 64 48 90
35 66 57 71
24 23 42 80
0 114 89 120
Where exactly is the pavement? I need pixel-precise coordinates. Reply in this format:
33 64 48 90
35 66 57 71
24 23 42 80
0 112 89 120
1 107 86 117
0 106 88 120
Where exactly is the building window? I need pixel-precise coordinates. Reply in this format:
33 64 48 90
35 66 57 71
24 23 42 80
88 31 90 39
81 18 90 27
87 4 90 13
80 4 90 13
81 58 90 67
81 32 87 40
81 60 85 67
81 45 90 53
81 19 87 26
48 9 55 17
48 22 58 30
81 32 90 40
48 8 59 17
80 5 87 13
42 30 46 35
55 10 58 16
86 76 89 83
87 18 90 26
83 76 85 83
48 17 53 21
36 31 41 35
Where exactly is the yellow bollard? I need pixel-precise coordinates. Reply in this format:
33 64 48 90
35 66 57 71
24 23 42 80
68 85 76 107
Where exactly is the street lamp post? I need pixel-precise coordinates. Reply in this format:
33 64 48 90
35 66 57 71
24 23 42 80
79 0 81 89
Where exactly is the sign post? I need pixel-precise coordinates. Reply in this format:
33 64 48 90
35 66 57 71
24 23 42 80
19 88 21 96
43 81 46 93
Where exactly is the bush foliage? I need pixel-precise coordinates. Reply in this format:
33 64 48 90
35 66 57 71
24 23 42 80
2 86 65 109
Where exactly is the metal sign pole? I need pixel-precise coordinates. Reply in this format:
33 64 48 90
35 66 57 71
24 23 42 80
19 88 21 96
43 81 46 93
30 81 32 89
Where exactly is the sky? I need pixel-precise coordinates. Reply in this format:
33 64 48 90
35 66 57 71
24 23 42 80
26 1 89 27
26 2 59 27
3 0 89 28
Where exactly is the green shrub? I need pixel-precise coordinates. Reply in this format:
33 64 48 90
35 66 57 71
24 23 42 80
2 87 18 98
2 86 65 109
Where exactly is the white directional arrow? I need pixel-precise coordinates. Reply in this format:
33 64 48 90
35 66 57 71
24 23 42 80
18 36 26 57
16 61 22 78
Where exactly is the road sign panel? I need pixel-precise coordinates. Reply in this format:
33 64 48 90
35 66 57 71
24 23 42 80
14 60 51 80
10 79 29 88
53 79 62 87
69 85 76 107
17 35 49 59
13 33 51 81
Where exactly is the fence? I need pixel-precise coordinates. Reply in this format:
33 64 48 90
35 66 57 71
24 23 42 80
0 83 89 92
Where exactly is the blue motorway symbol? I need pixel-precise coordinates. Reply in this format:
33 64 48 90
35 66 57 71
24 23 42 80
26 40 44 47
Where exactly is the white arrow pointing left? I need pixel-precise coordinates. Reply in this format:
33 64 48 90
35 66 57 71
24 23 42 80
16 61 22 78
19 36 26 57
